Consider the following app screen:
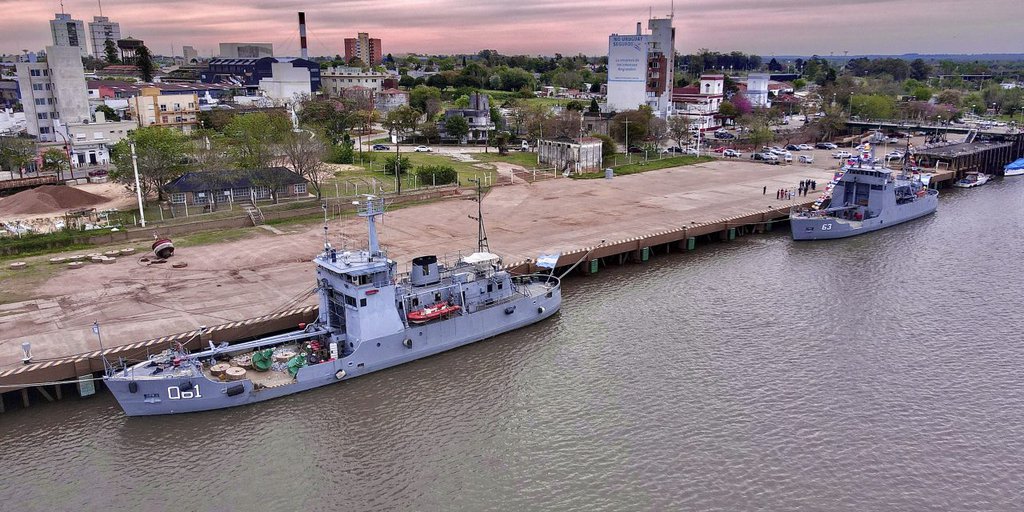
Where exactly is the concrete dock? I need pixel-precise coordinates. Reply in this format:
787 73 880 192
0 158 856 405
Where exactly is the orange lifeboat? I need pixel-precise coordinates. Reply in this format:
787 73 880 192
407 301 461 324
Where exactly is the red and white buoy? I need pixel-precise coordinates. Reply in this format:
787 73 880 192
152 238 175 259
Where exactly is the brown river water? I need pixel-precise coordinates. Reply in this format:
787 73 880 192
1 178 1023 511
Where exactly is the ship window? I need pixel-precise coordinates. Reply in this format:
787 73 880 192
412 297 419 307
360 298 367 307
344 295 357 307
487 284 493 293
497 283 503 290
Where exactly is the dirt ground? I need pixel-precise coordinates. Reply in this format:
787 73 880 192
0 158 839 368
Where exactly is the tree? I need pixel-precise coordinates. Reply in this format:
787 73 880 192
398 74 416 88
109 127 192 201
667 116 692 150
731 93 753 116
910 59 931 81
383 105 421 143
813 105 847 141
565 100 586 111
415 164 457 186
95 104 120 121
279 130 329 199
41 148 70 179
0 136 37 179
767 58 783 72
610 110 650 146
850 94 896 119
444 115 470 142
224 112 291 170
589 98 600 113
792 78 807 91
718 101 739 119
409 85 442 113
648 117 668 149
103 39 120 64
300 98 354 144
135 44 156 82
590 133 616 159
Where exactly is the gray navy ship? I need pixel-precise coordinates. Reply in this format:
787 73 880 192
105 194 562 416
790 151 938 241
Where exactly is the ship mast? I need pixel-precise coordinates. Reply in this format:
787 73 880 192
468 178 489 253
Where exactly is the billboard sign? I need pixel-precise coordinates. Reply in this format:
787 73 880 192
607 35 648 83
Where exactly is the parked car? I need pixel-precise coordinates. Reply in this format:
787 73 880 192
770 148 787 156
414 145 432 152
723 149 742 158
782 153 793 163
753 153 779 163
87 169 108 177
714 131 735 139
799 154 814 164
712 146 727 153
886 151 904 160
372 144 390 151
815 142 838 150
785 144 801 151
832 150 853 159
797 144 814 151
628 146 644 153
665 146 685 154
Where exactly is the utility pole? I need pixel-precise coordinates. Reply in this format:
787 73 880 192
394 132 401 195
623 118 631 164
130 142 146 227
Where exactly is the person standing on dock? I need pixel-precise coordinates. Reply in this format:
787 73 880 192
763 186 767 195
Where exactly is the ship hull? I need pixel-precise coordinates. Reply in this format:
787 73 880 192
106 289 561 416
791 195 937 241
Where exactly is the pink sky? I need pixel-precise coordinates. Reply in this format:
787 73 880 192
2 0 1022 57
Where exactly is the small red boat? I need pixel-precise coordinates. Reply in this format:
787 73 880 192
407 302 461 324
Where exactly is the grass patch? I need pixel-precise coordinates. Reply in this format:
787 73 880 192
174 227 265 248
570 155 714 179
473 151 541 169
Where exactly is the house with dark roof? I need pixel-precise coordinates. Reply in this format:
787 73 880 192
164 167 308 207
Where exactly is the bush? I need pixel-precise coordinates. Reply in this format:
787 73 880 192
590 133 616 159
382 154 412 175
328 142 354 164
415 165 458 186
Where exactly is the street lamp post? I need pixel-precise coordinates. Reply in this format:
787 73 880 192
130 142 146 227
622 118 631 164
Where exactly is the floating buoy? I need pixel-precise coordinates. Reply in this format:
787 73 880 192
225 367 247 381
210 363 231 377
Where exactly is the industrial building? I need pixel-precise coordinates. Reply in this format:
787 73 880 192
202 58 320 93
219 43 274 59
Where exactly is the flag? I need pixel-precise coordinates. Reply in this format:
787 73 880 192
535 252 561 269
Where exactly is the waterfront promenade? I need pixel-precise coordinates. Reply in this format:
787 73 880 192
1 159 835 372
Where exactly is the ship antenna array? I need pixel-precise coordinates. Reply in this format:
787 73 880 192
321 201 330 250
467 178 489 253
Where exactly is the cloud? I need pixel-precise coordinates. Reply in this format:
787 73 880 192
1 0 1022 56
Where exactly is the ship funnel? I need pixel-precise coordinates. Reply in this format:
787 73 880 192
410 255 441 286
298 12 308 59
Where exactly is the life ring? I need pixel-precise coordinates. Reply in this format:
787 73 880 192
335 369 346 380
403 339 413 348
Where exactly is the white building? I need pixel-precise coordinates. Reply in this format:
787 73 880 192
258 62 312 101
672 74 725 131
538 136 603 174
375 88 409 113
183 45 198 63
61 110 136 168
87 16 121 58
50 13 88 56
219 43 273 59
605 15 676 117
16 46 91 142
645 17 675 117
321 66 389 96
746 73 771 108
